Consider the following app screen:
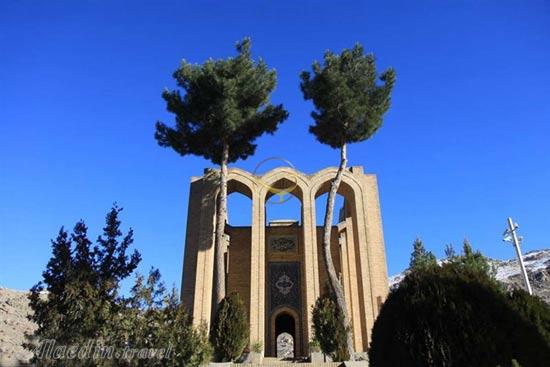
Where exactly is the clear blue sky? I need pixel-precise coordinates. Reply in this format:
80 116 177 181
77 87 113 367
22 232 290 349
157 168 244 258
1 1 549 292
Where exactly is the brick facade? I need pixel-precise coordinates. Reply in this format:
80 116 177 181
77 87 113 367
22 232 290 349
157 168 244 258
181 166 388 356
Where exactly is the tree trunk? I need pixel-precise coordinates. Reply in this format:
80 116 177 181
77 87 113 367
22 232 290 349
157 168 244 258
214 143 229 311
321 143 355 360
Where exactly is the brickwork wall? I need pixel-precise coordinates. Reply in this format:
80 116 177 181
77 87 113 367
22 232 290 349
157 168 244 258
226 226 252 316
316 226 343 296
181 166 389 356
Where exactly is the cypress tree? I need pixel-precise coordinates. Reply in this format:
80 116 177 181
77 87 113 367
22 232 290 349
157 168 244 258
210 292 249 361
311 292 349 361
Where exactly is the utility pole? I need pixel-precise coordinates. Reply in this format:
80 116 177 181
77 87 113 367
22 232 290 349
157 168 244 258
502 217 533 295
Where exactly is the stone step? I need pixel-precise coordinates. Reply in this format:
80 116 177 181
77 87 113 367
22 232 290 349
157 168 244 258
262 357 293 364
262 357 293 366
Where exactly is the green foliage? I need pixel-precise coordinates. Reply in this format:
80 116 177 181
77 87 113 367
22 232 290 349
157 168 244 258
409 237 493 278
28 228 73 346
108 268 166 367
450 238 492 276
311 292 350 361
251 341 263 354
300 43 396 149
156 38 288 313
369 262 550 367
507 288 550 345
27 207 211 367
409 237 437 271
28 205 141 366
95 207 141 298
105 269 212 367
155 38 288 164
308 339 321 353
210 292 249 362
167 321 211 367
444 243 456 260
130 271 211 367
302 43 396 360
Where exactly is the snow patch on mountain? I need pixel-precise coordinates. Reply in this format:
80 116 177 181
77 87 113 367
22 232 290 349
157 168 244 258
389 249 550 304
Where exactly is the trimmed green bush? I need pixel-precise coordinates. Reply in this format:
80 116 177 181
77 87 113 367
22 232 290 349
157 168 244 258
369 263 550 367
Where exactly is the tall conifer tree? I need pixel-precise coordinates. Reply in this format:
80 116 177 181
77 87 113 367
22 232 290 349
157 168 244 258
300 44 395 357
28 205 141 365
155 38 288 308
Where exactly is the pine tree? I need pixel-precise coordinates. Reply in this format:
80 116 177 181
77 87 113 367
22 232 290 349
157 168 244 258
155 38 288 310
300 43 395 358
409 237 437 271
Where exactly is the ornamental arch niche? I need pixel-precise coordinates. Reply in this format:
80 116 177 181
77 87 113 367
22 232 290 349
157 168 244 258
261 174 309 357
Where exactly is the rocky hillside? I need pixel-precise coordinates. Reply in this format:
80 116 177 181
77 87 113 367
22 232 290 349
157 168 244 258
0 287 37 367
489 249 550 303
389 249 550 304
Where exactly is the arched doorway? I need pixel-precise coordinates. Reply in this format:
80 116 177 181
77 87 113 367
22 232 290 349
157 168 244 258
274 312 296 359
